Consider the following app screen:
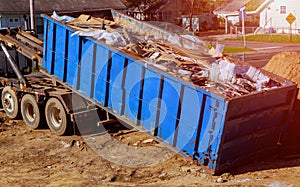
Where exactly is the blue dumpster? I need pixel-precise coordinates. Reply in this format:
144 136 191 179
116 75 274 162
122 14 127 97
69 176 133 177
41 9 298 174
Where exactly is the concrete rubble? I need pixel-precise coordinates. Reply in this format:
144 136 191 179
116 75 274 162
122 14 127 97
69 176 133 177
52 12 284 99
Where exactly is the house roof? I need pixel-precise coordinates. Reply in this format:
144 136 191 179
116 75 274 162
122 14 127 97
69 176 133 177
0 0 126 14
214 0 273 15
214 0 250 15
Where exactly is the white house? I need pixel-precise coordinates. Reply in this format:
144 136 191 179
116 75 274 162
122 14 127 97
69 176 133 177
214 0 300 34
259 0 300 34
213 0 247 34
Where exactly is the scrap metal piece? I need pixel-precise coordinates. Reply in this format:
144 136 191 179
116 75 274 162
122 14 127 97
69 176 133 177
0 32 43 66
16 32 43 53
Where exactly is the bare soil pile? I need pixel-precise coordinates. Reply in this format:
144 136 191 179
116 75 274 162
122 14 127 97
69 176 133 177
263 51 300 99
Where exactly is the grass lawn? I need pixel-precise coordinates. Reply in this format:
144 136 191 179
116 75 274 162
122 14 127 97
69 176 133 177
208 45 255 54
223 46 255 53
227 34 300 44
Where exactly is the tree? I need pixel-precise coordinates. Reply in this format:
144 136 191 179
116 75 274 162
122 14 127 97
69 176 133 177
185 0 197 31
185 0 217 31
122 0 161 11
122 0 161 20
245 0 265 11
185 0 230 31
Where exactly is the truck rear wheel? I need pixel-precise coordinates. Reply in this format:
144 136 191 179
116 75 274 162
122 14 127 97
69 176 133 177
1 86 19 119
21 94 41 129
45 98 68 136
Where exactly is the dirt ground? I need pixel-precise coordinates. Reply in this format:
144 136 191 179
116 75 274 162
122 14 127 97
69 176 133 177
1 110 300 187
1 52 300 186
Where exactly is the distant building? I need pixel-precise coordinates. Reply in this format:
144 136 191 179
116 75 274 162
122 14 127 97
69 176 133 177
144 0 190 24
0 0 126 34
215 0 300 34
214 0 250 34
141 0 215 31
259 0 300 34
181 14 218 31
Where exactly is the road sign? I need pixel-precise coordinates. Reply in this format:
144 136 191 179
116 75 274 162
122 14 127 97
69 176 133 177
286 13 296 24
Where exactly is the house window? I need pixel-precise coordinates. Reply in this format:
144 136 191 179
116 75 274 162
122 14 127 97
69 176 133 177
280 6 286 14
9 18 19 22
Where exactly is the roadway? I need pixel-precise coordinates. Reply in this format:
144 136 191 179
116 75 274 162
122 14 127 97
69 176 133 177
202 36 300 68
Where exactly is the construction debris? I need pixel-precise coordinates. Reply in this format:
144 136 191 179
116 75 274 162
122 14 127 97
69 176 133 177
71 30 127 47
51 11 75 23
52 12 285 99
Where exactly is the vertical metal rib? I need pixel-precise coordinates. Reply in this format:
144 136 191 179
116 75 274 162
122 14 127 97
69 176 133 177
193 95 207 159
76 37 83 90
63 30 69 82
120 58 128 116
173 85 185 147
50 24 56 74
104 50 112 107
90 44 97 98
136 67 146 126
154 76 164 136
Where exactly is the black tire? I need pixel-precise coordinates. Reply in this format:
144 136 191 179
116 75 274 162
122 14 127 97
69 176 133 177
1 86 19 119
45 98 68 136
21 94 41 129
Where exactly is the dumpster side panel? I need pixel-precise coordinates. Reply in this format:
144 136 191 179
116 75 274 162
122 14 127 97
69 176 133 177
94 44 110 105
226 88 292 117
43 19 55 74
42 18 49 70
139 70 161 132
217 86 298 172
54 25 68 81
123 60 144 124
157 76 181 145
175 89 228 171
197 95 227 170
66 33 80 87
79 39 94 97
176 87 202 154
109 53 128 111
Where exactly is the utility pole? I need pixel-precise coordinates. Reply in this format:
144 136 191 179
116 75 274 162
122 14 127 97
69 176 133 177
240 5 246 62
241 6 246 48
30 0 35 33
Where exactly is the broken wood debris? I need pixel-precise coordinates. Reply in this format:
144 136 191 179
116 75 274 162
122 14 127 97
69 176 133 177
52 12 285 99
68 14 116 30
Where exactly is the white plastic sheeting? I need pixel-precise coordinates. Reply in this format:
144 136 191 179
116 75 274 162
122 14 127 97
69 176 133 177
209 59 273 93
181 34 205 46
51 11 75 23
71 30 127 47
